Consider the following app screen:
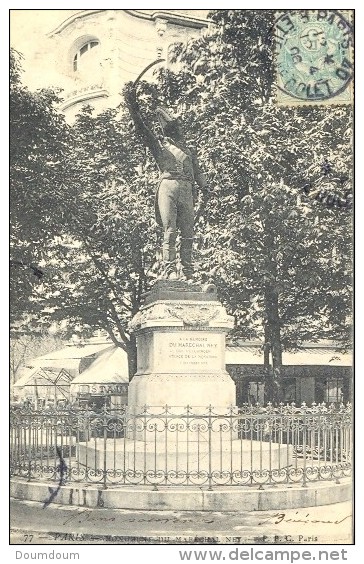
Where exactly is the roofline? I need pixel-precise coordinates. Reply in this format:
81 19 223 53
48 10 105 36
48 8 209 36
226 340 351 351
124 9 209 28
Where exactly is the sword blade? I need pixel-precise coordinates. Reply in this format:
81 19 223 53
133 58 166 87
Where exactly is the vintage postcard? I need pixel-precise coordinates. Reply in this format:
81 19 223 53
9 7 354 554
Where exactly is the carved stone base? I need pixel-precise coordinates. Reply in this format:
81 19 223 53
142 279 218 306
128 280 237 435
77 438 292 485
128 372 236 413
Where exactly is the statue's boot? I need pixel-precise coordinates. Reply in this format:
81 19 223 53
180 237 194 281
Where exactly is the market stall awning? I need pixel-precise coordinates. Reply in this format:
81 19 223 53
225 346 352 367
27 343 114 370
13 368 40 388
71 346 129 385
13 367 72 388
226 346 264 365
282 349 352 366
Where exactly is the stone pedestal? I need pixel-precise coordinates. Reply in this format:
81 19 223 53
128 280 236 407
127 281 236 442
77 439 292 486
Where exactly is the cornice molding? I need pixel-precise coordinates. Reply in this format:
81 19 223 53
124 9 209 29
49 9 209 36
48 10 105 36
59 87 109 110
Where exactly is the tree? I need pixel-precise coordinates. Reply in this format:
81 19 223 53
11 75 163 375
10 49 165 376
10 48 71 327
155 9 353 401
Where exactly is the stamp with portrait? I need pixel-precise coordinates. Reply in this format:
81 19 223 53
275 10 353 105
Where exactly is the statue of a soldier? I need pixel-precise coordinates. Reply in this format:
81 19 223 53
124 81 207 281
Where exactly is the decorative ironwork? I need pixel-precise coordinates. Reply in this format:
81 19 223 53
10 402 352 490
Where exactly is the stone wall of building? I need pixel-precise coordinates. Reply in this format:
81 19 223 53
12 9 209 122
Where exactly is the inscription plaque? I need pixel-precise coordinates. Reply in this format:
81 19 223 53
155 332 223 372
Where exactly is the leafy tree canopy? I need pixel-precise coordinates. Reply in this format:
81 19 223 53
152 10 353 400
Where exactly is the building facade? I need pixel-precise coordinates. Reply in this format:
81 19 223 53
226 341 352 406
15 9 209 122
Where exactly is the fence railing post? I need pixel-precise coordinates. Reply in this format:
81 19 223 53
27 416 32 482
208 405 213 491
302 404 307 488
102 404 108 490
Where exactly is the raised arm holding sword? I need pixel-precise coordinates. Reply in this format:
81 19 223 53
123 59 208 281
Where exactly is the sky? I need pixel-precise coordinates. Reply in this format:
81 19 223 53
10 10 76 51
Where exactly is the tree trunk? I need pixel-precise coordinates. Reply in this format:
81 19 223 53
127 334 138 381
264 286 283 404
263 322 272 405
263 324 270 366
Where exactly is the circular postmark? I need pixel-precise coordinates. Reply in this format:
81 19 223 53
301 159 352 211
275 10 353 102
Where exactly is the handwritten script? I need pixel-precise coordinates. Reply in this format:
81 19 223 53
62 509 215 526
258 512 352 526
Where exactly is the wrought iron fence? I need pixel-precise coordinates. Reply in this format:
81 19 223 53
10 403 352 490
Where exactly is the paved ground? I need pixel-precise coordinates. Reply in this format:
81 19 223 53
10 498 353 545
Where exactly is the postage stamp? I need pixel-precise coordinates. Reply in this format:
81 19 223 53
275 9 354 105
